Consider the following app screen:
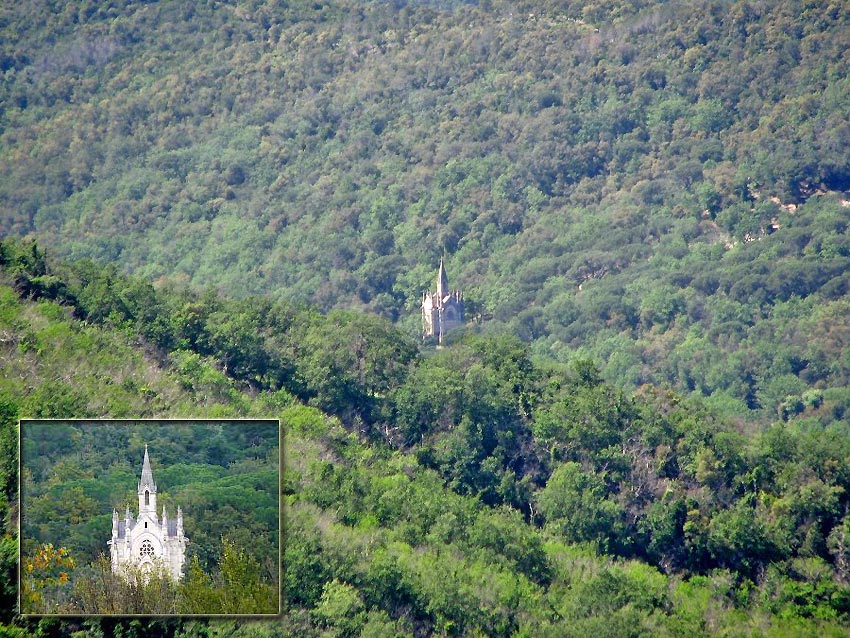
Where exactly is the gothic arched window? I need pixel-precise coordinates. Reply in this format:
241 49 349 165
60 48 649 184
145 490 149 506
139 540 154 558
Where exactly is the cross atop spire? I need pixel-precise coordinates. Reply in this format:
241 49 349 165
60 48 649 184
138 444 156 493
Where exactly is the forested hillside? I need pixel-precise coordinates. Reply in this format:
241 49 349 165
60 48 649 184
1 0 849 427
1 240 850 635
2 0 850 634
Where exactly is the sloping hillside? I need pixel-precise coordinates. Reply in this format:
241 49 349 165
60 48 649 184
2 242 850 634
2 0 849 427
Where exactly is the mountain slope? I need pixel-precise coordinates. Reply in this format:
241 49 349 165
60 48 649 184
2 244 850 634
2 0 849 426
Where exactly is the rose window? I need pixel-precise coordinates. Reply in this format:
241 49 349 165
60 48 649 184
139 540 155 558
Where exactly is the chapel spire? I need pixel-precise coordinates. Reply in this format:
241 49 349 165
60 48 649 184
437 258 449 299
138 444 158 518
138 443 156 493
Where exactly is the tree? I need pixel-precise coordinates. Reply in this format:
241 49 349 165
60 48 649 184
21 544 76 614
828 513 850 584
215 538 278 614
706 501 780 576
392 361 465 445
177 556 218 615
71 555 177 615
537 463 625 552
311 579 366 638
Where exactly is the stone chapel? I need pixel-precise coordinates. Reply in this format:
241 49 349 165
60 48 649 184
107 445 187 581
422 259 464 343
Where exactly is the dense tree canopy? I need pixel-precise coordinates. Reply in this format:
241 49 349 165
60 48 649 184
1 0 850 634
1 245 850 634
1 0 849 431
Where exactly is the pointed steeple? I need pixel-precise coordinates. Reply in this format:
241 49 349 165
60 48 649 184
137 444 158 518
138 444 156 493
437 258 449 298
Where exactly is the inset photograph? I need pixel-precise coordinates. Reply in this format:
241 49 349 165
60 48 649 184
20 419 280 616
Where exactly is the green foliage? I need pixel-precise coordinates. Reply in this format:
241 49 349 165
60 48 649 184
70 555 178 615
538 462 625 552
60 540 276 615
300 310 417 423
0 260 849 635
312 579 366 637
1 0 850 623
466 506 551 584
0 0 848 435
175 540 277 615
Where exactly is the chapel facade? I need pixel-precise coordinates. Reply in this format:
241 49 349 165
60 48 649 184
422 259 464 343
107 445 187 581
